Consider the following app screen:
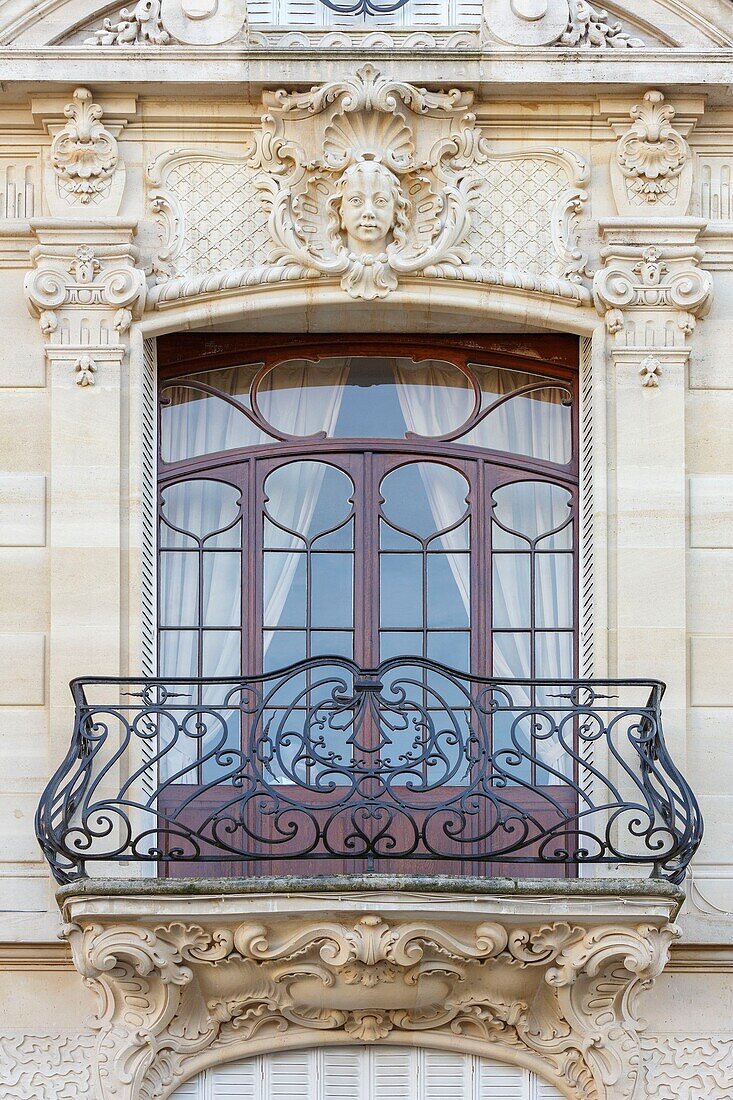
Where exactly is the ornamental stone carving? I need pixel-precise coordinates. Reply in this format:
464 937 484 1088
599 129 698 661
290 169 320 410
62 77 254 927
482 0 644 48
593 220 712 388
147 66 591 308
612 92 692 215
24 222 146 388
61 892 678 1100
45 88 125 217
86 0 171 45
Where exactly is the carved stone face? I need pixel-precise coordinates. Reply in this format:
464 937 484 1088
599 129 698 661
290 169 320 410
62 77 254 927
338 161 398 256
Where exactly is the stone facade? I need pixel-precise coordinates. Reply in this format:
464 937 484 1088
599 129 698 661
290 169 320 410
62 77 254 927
0 0 732 1096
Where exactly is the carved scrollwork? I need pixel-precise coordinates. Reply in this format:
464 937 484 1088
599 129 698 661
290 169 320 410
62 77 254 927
146 67 592 307
51 89 118 205
85 0 171 45
593 245 713 337
46 89 126 217
63 908 678 1100
613 91 692 214
559 0 645 48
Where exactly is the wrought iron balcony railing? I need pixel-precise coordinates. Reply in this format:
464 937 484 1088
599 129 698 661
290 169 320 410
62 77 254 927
36 658 702 885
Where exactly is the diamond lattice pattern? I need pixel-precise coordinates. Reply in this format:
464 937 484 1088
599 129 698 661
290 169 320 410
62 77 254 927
470 159 569 278
165 160 272 276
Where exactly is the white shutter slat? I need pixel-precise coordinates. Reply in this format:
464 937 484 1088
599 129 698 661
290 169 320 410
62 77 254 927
267 1050 313 1100
421 1049 471 1100
370 1046 413 1099
208 1056 259 1099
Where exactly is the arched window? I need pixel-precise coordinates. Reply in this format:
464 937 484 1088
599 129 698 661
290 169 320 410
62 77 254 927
158 335 577 686
156 333 579 875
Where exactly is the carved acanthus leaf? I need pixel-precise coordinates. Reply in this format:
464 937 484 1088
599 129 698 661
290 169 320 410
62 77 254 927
51 89 119 205
85 0 171 45
559 0 645 48
616 91 688 205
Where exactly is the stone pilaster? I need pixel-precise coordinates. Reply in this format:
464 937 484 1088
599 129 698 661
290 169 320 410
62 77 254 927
593 218 712 770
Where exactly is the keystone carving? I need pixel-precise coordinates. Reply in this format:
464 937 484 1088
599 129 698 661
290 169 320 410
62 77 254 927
64 912 677 1100
613 91 691 214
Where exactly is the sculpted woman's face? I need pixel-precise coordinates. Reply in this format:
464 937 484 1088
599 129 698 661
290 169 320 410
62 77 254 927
339 162 397 256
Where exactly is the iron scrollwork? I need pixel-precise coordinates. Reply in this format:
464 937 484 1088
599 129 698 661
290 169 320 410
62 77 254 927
36 659 702 884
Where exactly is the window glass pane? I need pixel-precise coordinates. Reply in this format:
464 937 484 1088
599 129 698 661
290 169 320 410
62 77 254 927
427 631 469 671
492 481 572 543
310 631 353 659
380 554 422 628
535 631 573 680
202 630 240 677
427 554 470 628
160 364 271 463
492 554 531 629
160 552 198 627
381 462 469 541
202 552 241 627
461 361 572 463
380 518 420 551
257 357 473 439
380 630 423 662
264 461 353 544
492 631 531 680
264 552 306 628
160 479 241 546
311 553 353 629
159 629 198 679
263 629 306 671
535 553 573 628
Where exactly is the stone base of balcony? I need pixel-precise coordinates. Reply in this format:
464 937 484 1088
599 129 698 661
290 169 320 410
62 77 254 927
59 876 681 1100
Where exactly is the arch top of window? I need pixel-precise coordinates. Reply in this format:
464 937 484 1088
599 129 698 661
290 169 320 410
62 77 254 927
159 353 574 466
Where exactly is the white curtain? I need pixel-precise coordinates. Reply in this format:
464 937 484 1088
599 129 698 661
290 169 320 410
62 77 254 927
462 368 569 465
393 359 471 616
259 360 349 654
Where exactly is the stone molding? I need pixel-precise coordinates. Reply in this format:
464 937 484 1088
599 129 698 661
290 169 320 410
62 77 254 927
61 890 678 1100
146 65 591 308
593 218 712 386
24 219 146 387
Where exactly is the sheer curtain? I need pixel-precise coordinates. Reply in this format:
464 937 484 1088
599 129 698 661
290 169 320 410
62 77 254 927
393 359 471 615
259 360 349 655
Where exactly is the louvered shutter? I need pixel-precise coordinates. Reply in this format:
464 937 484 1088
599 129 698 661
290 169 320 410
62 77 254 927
171 1046 565 1098
246 0 482 26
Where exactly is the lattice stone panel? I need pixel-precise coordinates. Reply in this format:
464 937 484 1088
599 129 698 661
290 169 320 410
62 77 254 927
163 159 271 276
470 158 570 279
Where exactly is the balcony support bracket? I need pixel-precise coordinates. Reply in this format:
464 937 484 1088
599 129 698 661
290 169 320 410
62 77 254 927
61 883 679 1100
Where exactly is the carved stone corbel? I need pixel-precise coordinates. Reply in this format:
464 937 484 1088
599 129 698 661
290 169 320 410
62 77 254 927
60 892 679 1100
24 221 146 388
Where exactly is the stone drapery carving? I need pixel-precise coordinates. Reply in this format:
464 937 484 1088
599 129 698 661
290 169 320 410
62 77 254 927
642 1035 733 1098
44 88 126 218
613 91 691 214
86 0 171 45
63 908 676 1100
0 1031 95 1098
25 223 146 387
482 0 644 49
147 66 591 307
593 221 713 388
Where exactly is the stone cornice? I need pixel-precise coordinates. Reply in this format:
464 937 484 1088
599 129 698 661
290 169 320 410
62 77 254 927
1 50 733 93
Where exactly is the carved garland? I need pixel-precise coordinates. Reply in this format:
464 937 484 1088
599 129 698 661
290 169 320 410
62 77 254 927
65 914 677 1100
